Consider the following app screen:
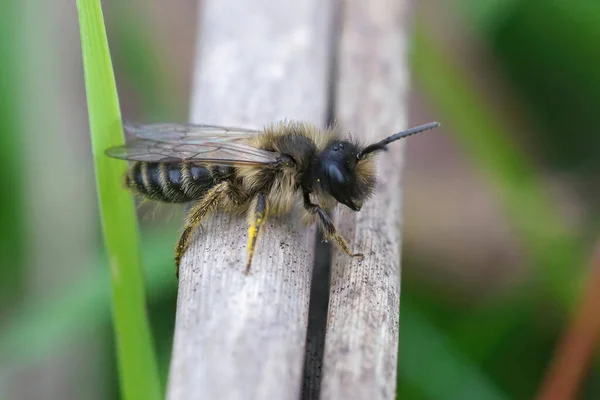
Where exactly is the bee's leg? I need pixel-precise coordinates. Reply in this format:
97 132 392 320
175 181 228 275
302 191 364 261
245 193 268 275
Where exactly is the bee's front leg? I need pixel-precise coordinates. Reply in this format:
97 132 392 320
302 191 364 261
245 193 268 274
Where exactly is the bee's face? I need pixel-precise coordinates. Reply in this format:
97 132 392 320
316 140 375 211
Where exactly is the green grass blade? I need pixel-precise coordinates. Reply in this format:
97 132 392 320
76 1 162 399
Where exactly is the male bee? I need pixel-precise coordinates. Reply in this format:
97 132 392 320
106 120 439 275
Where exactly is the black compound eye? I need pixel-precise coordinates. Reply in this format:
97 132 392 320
327 164 345 185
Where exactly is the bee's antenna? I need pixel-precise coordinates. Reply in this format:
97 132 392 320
357 121 440 159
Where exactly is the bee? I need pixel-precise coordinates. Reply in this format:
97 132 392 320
106 120 439 275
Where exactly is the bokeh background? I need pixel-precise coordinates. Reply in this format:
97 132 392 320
2 0 600 399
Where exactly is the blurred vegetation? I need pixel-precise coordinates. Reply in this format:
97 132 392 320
109 1 182 121
1 0 600 399
0 0 24 312
490 0 600 179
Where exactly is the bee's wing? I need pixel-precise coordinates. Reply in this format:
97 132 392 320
105 139 281 166
108 121 280 166
123 121 262 143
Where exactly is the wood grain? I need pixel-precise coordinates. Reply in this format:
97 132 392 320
320 0 411 399
166 0 334 399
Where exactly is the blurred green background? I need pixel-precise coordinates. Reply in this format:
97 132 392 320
1 0 599 399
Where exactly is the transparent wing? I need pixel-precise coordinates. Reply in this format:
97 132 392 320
123 121 262 143
105 139 281 166
106 121 279 166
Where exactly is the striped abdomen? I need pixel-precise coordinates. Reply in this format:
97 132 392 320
126 162 233 203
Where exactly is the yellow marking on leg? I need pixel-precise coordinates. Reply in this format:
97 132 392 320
245 195 267 274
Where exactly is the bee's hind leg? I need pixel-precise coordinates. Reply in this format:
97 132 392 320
302 191 364 261
245 193 268 275
175 181 228 276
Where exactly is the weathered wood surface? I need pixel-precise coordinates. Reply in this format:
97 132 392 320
166 0 334 399
320 0 411 399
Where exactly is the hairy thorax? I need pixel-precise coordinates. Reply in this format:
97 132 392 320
237 122 335 217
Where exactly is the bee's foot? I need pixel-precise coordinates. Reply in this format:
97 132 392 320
352 253 365 262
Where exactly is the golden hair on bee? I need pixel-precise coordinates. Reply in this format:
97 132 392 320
105 120 439 275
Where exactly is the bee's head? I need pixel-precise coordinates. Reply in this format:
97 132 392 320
315 140 376 212
315 122 440 211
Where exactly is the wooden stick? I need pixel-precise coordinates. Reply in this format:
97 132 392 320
166 1 334 398
320 0 411 398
